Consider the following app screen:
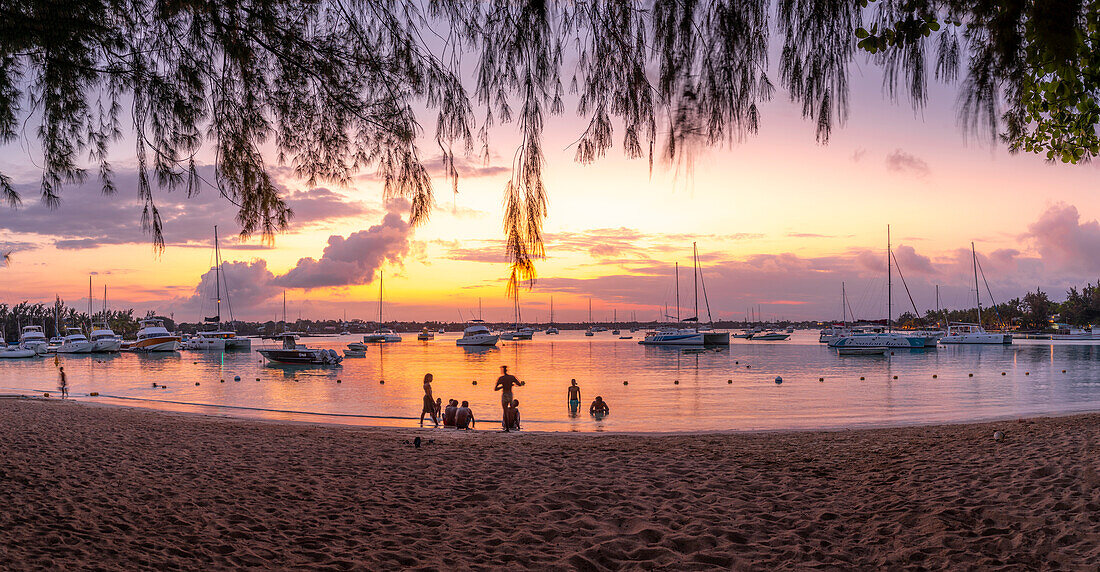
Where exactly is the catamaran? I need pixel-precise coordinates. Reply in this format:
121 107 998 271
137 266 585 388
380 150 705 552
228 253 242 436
641 244 729 346
545 297 559 334
184 227 252 351
940 243 1013 345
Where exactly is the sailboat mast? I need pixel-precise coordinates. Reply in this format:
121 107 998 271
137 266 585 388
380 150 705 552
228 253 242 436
282 291 286 332
887 225 892 332
936 284 942 327
842 282 847 327
972 242 982 325
88 276 92 329
588 297 592 323
675 262 680 323
693 242 699 322
214 225 221 324
378 271 384 324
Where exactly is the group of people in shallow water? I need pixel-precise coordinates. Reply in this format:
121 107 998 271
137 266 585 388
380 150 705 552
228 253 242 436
419 366 610 430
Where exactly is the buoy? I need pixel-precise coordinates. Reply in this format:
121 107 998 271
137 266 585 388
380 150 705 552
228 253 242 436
969 373 974 377
735 361 739 364
890 351 895 355
195 382 200 386
471 380 476 385
380 380 385 385
932 374 938 378
336 379 342 383
89 392 99 397
727 380 732 384
746 365 751 369
193 361 198 364
255 378 260 381
774 376 783 385
1062 369 1067 373
220 379 225 383
674 380 679 385
234 375 241 381
993 430 1005 442
43 392 50 397
623 381 628 385
1025 372 1030 375
859 376 865 381
151 382 157 388
893 375 898 379
1001 372 1006 376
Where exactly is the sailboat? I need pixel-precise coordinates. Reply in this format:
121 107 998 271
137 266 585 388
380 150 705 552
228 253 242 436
500 290 533 340
940 243 1013 344
832 226 927 349
89 279 122 352
640 244 729 346
362 270 402 343
183 227 251 350
545 297 559 334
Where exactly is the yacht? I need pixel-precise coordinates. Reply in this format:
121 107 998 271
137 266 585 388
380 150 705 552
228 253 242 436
0 334 37 358
939 244 1013 345
456 321 499 346
940 323 1012 344
1050 324 1092 340
750 331 790 341
831 333 925 349
545 326 559 335
197 330 251 350
545 297 559 334
129 318 181 352
363 328 402 343
180 333 226 351
259 334 342 365
56 327 95 353
18 326 49 353
89 321 123 352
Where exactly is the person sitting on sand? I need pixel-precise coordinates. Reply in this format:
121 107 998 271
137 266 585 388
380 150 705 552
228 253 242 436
590 396 609 416
494 365 525 417
567 379 581 411
455 401 475 430
443 400 458 427
420 373 439 427
503 399 521 431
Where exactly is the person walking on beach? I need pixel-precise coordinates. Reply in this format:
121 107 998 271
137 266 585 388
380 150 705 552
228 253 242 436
455 400 475 430
567 379 581 413
494 365 524 416
420 373 438 426
58 366 68 398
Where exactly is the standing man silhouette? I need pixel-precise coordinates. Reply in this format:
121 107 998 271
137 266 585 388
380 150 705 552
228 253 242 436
494 365 524 417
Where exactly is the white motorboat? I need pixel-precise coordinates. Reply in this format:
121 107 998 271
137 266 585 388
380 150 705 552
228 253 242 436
56 327 95 353
180 334 226 351
1050 324 1092 340
18 326 49 353
939 323 1012 344
128 318 181 352
545 327 559 335
456 321 499 346
639 328 705 345
89 321 123 352
258 334 342 365
0 344 37 358
198 330 251 350
363 328 402 343
750 331 790 341
343 349 366 357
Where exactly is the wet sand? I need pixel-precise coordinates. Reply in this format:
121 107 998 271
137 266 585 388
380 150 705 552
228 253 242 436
1 398 1098 570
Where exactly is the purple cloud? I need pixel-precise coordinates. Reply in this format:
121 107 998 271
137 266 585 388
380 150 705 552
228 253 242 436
1024 203 1100 273
885 149 930 178
273 212 411 289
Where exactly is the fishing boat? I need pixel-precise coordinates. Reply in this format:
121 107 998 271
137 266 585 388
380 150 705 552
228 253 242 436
18 326 49 354
128 318 181 352
259 334 342 365
939 243 1013 345
456 320 499 346
362 271 402 343
640 244 729 346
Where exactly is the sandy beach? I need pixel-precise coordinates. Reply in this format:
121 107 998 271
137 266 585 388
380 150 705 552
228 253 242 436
1 399 1097 570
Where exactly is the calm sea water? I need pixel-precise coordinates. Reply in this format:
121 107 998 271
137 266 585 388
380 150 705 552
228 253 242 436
3 330 1100 432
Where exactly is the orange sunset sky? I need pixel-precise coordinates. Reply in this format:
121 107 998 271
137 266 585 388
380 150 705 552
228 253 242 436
2 54 1099 324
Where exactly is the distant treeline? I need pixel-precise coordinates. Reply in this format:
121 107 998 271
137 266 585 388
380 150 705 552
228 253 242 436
0 298 171 341
893 283 1100 331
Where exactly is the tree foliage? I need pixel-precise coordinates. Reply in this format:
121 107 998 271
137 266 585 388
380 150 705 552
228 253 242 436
2 0 1097 288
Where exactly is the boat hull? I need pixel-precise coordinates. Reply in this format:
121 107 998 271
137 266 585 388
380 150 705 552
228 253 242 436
258 349 342 365
181 338 226 351
56 342 95 354
0 348 38 358
92 339 123 352
129 337 181 352
831 334 925 349
940 333 1012 344
456 334 499 346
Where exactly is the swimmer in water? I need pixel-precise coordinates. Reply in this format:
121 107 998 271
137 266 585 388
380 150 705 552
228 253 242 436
589 396 609 417
567 379 581 412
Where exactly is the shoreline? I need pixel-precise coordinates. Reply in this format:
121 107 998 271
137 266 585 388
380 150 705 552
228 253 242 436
2 399 1098 569
13 390 1100 437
